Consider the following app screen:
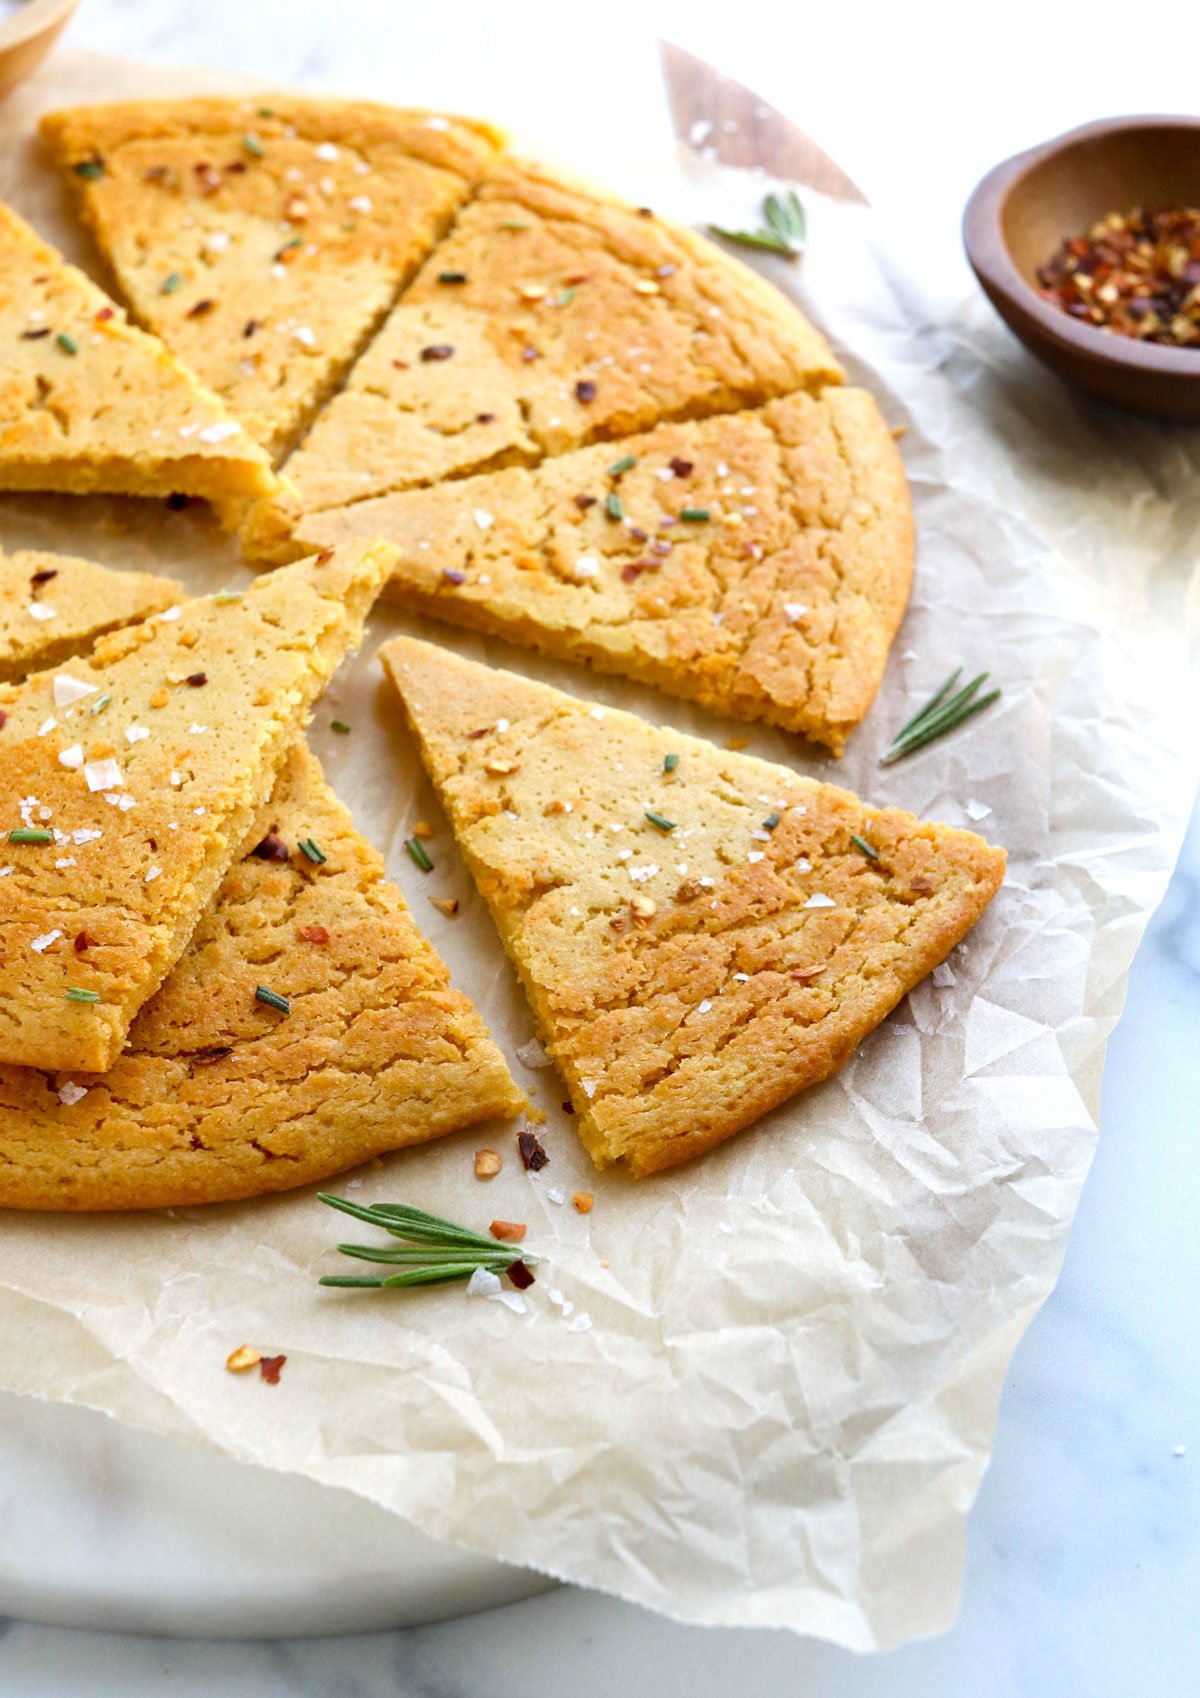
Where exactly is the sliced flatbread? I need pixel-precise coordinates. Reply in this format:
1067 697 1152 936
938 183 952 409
42 97 504 462
0 743 525 1211
0 538 394 1075
1 547 182 683
0 202 277 507
242 156 845 559
382 637 1006 1177
295 389 912 753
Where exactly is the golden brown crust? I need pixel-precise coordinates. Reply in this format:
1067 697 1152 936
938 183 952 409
41 98 505 461
290 389 912 752
241 154 844 552
381 637 1005 1177
0 744 524 1210
0 539 394 1075
0 203 278 506
0 548 182 683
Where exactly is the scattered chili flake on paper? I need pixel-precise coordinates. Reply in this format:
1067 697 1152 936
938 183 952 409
517 1129 549 1171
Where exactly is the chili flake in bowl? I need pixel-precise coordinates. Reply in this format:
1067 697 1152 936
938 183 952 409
963 115 1200 420
1037 207 1200 348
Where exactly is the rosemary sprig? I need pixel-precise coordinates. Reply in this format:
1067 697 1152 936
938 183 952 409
709 189 807 260
316 1194 536 1291
880 668 1001 764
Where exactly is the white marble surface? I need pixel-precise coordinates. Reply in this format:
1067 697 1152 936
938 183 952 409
1 0 1198 1691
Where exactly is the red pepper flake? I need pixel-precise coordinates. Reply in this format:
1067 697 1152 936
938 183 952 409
575 379 597 402
668 457 694 478
621 561 660 583
95 306 114 323
185 671 208 687
298 923 330 944
507 1259 536 1290
193 1045 234 1066
0 709 6 731
517 1129 549 1171
420 343 455 361
252 832 290 862
314 549 335 565
561 1100 574 1114
258 1354 287 1385
1037 206 1200 347
73 930 92 952
29 567 58 586
573 493 597 510
467 726 490 739
187 299 216 319
490 1219 526 1243
476 411 496 423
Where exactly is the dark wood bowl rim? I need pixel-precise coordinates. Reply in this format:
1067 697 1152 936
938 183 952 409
962 114 1200 378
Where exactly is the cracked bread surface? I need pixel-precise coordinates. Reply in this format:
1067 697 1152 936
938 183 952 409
0 743 525 1211
382 637 1005 1177
241 155 845 557
0 538 394 1074
292 388 912 752
41 97 505 463
0 547 182 683
0 202 278 507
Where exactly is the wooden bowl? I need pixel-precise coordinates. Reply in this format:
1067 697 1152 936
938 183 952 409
0 0 80 99
963 116 1200 421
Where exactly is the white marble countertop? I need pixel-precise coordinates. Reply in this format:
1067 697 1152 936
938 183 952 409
1 1 1197 1692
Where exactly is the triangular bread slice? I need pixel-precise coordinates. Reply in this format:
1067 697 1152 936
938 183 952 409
0 203 277 506
241 155 845 559
0 538 395 1074
0 743 525 1210
1 547 182 682
290 388 912 753
381 637 1006 1176
42 97 504 462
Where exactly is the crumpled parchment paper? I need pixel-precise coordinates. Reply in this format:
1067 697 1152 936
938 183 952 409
0 50 1196 1653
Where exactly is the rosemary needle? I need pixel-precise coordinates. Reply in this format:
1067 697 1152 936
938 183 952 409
881 670 1001 764
316 1194 537 1291
709 189 807 260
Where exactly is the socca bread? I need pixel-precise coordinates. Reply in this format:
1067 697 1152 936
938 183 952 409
298 389 912 753
0 538 394 1075
0 744 525 1211
0 203 277 507
0 547 182 683
42 97 505 462
241 155 845 559
382 638 1006 1177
